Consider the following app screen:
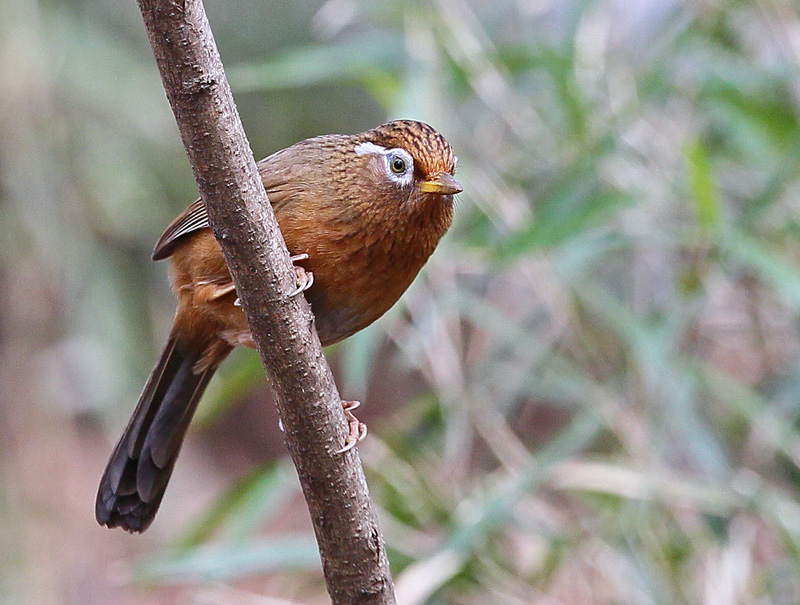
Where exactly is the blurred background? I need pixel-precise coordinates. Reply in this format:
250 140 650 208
3 0 800 603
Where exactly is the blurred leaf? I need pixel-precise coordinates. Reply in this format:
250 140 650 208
447 411 602 553
684 140 720 235
195 348 265 427
396 412 603 603
700 365 800 470
175 461 298 549
724 233 800 308
339 327 382 398
703 79 800 157
499 167 631 257
135 534 319 584
229 34 404 92
573 282 730 475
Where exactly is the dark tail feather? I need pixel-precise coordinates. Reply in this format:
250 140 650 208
96 335 221 533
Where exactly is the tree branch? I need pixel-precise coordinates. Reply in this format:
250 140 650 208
133 0 396 602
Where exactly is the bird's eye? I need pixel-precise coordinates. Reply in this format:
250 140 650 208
390 156 407 174
382 148 413 186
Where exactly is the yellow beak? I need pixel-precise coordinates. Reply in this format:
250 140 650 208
419 172 463 195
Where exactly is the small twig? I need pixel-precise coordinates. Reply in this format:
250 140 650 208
133 0 396 602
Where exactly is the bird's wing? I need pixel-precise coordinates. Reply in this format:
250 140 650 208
151 151 302 261
152 199 208 260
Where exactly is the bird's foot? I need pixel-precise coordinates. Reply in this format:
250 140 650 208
234 254 313 305
336 400 368 454
289 253 314 296
278 399 366 453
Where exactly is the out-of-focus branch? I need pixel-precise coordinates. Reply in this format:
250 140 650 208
133 0 396 602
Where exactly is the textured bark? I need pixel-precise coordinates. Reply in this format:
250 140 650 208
133 1 396 602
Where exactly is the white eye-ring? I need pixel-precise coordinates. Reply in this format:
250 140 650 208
354 142 414 187
384 149 413 185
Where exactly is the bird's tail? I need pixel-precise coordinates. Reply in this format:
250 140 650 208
95 333 227 532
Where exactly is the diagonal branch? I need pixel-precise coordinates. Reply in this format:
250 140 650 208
133 0 396 602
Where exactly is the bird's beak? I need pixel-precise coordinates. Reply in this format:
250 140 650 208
419 172 463 195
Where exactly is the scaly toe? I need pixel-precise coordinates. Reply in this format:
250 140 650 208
289 253 314 297
289 268 314 297
336 400 368 454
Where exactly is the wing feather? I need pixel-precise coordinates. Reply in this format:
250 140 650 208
150 148 306 261
152 199 208 260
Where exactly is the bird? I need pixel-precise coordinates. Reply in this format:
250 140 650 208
95 120 462 533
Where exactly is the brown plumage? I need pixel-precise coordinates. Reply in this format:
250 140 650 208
96 120 461 532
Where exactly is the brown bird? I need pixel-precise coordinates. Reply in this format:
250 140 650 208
95 120 461 532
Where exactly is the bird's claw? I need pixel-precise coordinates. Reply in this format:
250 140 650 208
289 253 314 297
289 269 314 297
278 399 366 453
235 255 313 303
336 400 367 454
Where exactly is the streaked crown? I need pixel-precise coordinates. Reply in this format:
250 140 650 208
364 120 457 179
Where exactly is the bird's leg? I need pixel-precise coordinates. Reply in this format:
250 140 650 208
289 253 314 297
336 400 368 454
